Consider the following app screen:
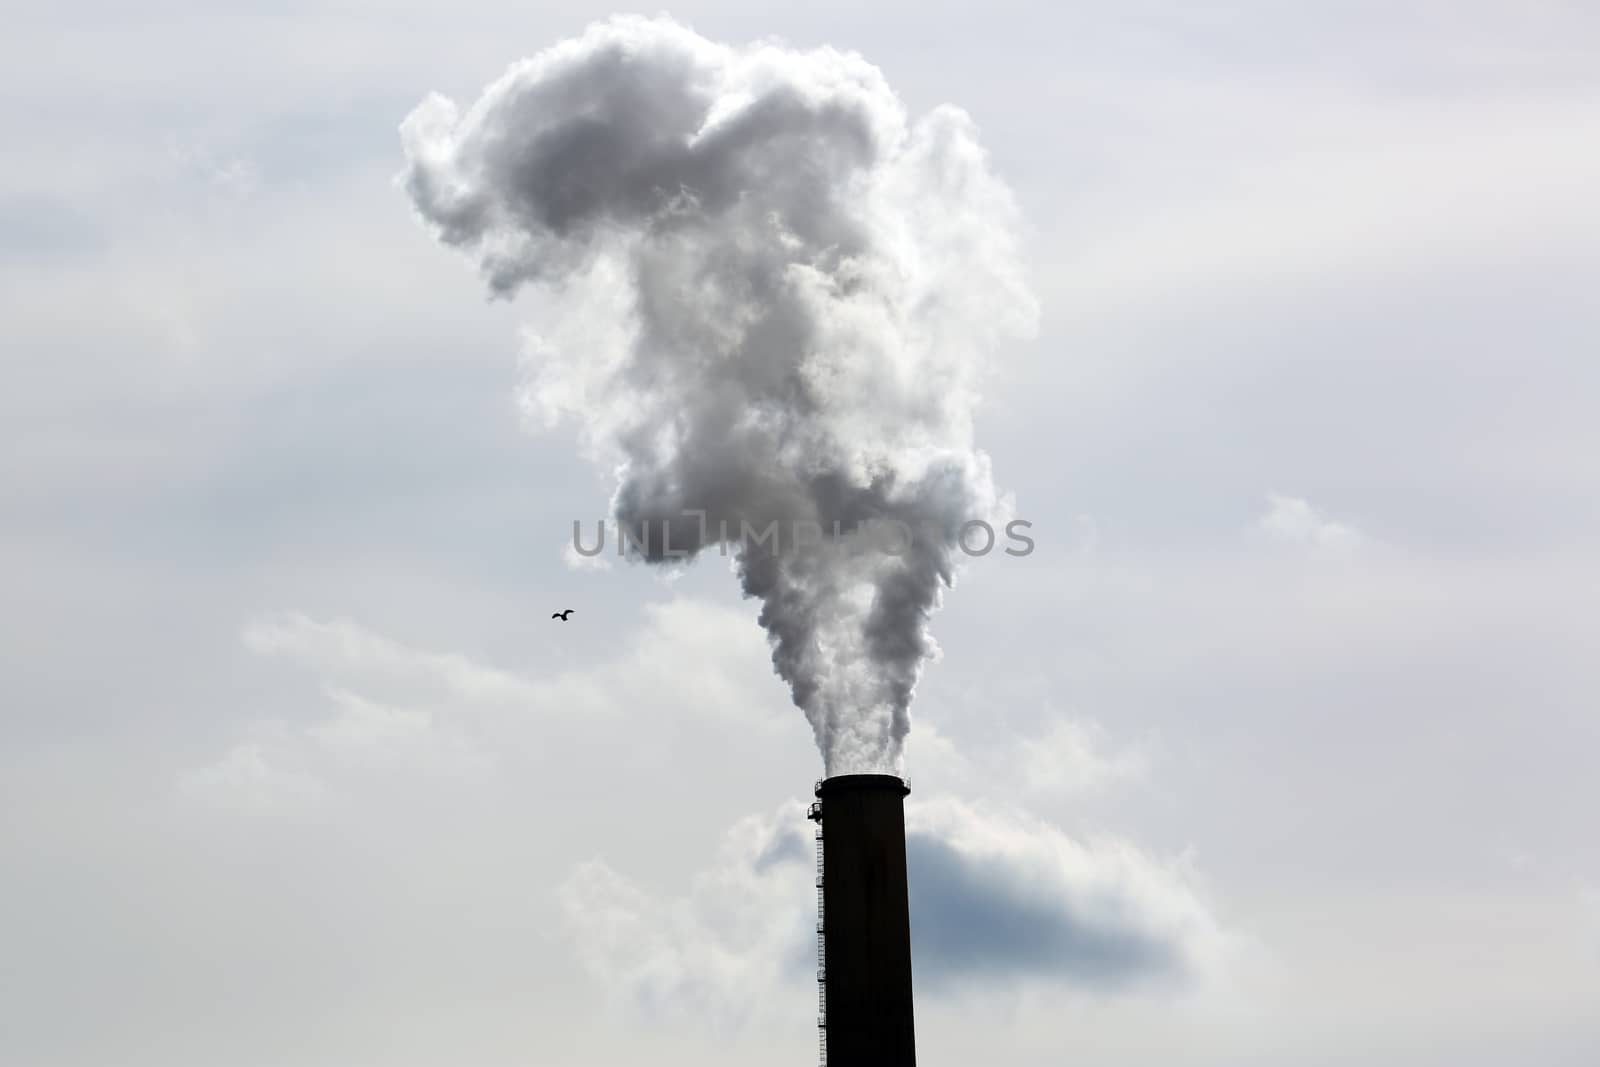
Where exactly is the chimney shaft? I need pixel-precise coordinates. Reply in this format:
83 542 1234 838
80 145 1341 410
808 774 916 1067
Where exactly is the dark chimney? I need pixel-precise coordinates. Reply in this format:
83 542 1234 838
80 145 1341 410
807 774 916 1067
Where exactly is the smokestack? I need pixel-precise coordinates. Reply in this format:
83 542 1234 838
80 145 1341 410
808 774 915 1067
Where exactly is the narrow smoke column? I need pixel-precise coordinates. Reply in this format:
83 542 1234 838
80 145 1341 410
808 774 916 1067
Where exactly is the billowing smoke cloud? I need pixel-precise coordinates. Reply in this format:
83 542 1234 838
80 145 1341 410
400 16 1035 773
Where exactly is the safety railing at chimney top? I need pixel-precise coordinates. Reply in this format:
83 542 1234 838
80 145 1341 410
812 775 912 794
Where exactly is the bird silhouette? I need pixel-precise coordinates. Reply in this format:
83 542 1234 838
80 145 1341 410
552 609 574 621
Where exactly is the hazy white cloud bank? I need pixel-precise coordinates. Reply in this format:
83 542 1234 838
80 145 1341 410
558 792 1229 1021
1051 88 1600 318
556 706 1226 1024
1255 493 1368 558
200 594 1216 1024
912 712 1153 802
182 596 778 810
558 803 818 1027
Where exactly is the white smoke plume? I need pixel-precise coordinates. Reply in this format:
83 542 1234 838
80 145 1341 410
400 16 1036 773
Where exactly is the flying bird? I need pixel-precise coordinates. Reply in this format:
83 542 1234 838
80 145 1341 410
552 609 574 621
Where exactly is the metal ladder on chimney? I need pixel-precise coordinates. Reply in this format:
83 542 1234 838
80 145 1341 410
813 809 827 1067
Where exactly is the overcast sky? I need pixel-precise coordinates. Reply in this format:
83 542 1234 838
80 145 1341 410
3 3 1598 1065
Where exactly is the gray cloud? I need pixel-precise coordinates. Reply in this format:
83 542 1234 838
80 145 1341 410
908 830 1176 988
905 800 1226 992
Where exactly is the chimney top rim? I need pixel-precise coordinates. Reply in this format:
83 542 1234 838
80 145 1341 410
814 773 910 798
